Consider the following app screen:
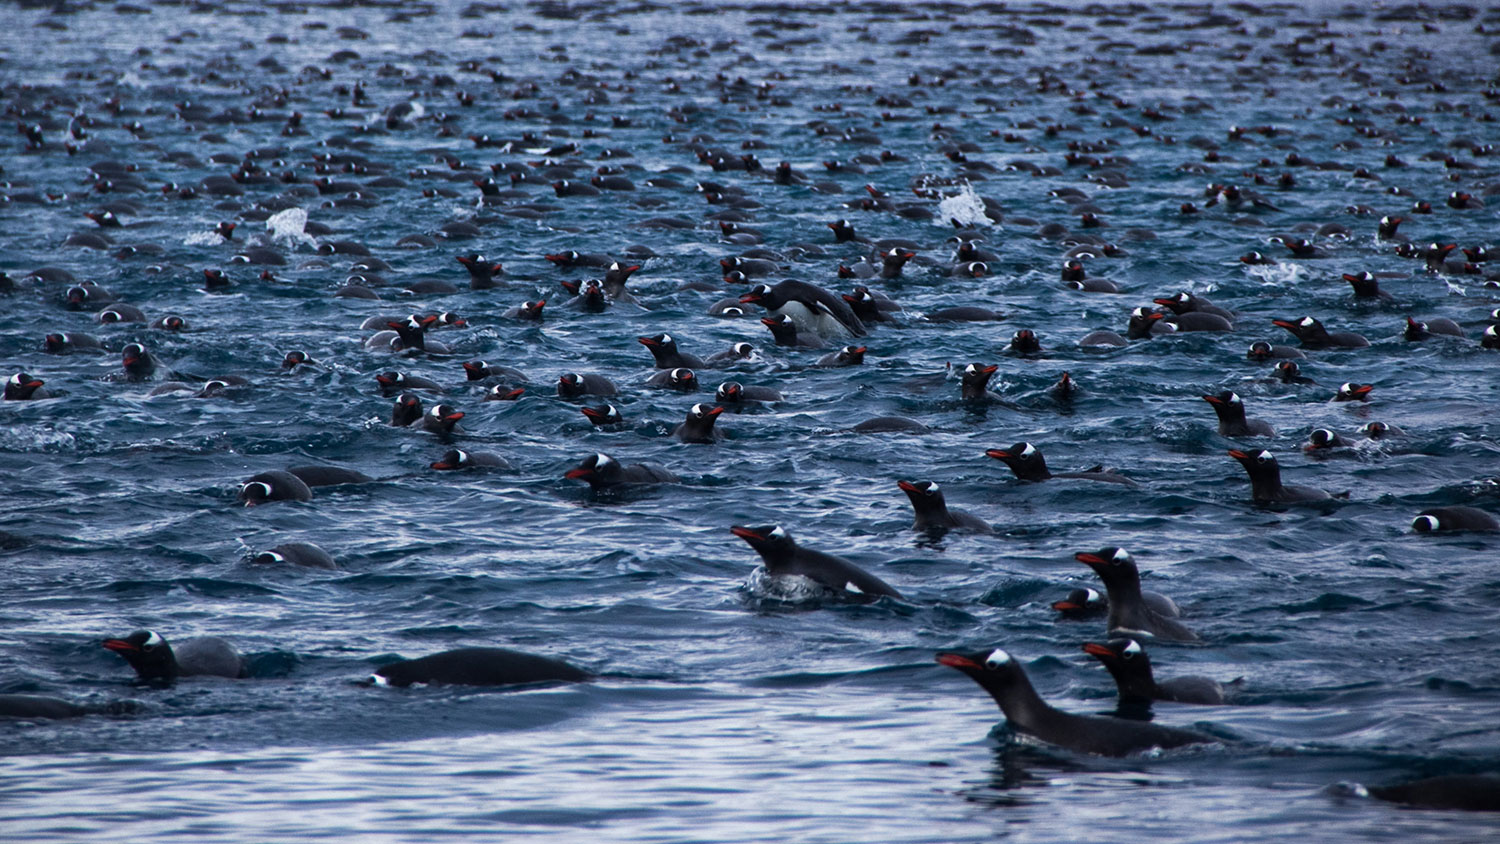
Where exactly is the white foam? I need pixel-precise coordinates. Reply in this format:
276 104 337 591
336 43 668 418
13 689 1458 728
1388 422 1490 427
265 208 318 250
936 183 992 228
1245 262 1308 286
182 231 222 246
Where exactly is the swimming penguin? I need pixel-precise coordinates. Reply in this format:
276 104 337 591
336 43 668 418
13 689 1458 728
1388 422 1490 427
716 381 782 404
639 333 707 368
761 314 826 349
4 373 50 400
1305 428 1355 452
419 404 464 435
101 629 246 683
252 542 338 569
1125 308 1170 340
1403 316 1465 341
704 342 756 365
369 647 590 687
1342 272 1393 301
729 525 902 600
563 453 678 488
740 280 867 338
1274 360 1316 384
645 367 698 391
1412 507 1500 533
1340 775 1500 812
557 372 618 398
601 261 640 300
1246 341 1305 361
580 404 625 427
1154 292 1234 321
385 315 449 354
544 250 613 269
985 443 1137 485
936 648 1215 757
673 403 725 443
376 371 444 397
1332 382 1372 402
44 332 103 354
816 345 866 367
430 448 512 471
391 392 423 426
1227 449 1330 504
1009 330 1042 356
1082 638 1227 705
896 481 993 534
238 470 314 505
1074 547 1201 643
1272 316 1369 348
561 279 609 312
119 343 159 380
455 253 504 289
462 360 527 382
504 300 546 321
960 363 998 400
1053 587 1108 620
97 304 147 324
1202 391 1275 437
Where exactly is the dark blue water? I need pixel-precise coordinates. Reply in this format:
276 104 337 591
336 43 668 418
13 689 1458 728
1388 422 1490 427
3 0 1500 839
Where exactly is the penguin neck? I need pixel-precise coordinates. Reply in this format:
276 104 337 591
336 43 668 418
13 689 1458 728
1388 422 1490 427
981 668 1059 733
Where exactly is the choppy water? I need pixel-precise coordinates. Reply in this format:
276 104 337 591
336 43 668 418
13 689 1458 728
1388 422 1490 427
3 0 1500 840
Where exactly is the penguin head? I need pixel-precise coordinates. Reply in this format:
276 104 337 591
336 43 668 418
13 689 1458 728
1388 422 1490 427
1275 360 1301 381
564 452 619 484
667 368 697 390
238 481 274 506
729 524 794 558
1412 514 1442 533
430 449 470 470
1009 330 1040 353
462 361 489 381
985 442 1042 470
1246 341 1274 361
102 630 178 682
687 403 722 421
4 373 44 400
1075 546 1135 571
935 647 1024 688
638 333 672 350
716 382 744 402
558 373 583 396
837 346 866 364
1228 448 1278 473
1306 429 1339 450
1335 382 1372 402
121 343 148 371
376 371 405 392
427 404 463 427
1360 421 1391 439
1202 390 1242 411
897 480 945 508
253 551 287 564
961 363 997 384
580 404 621 426
730 342 753 357
1052 587 1106 614
739 283 774 306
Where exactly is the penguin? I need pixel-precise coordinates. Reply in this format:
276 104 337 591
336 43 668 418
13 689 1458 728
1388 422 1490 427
761 314 826 349
504 300 545 321
252 542 338 569
563 453 678 488
101 629 246 683
1274 360 1316 385
119 343 159 380
936 648 1215 757
1403 316 1465 341
1305 428 1355 452
462 360 527 383
454 253 504 289
716 381 782 404
1272 316 1370 348
1376 215 1404 240
369 647 589 687
896 481 993 534
44 332 103 354
729 525 902 599
1009 330 1042 355
740 280 866 338
4 373 50 400
238 470 314 505
704 342 756 365
1081 638 1227 705
1125 308 1169 340
960 363 998 400
1349 775 1500 812
1226 449 1330 504
430 448 511 471
827 219 866 243
1342 272 1393 301
673 403 725 443
601 261 640 300
544 250 613 269
1332 382 1372 402
0 694 141 720
560 279 609 312
419 404 464 435
376 371 444 397
97 304 147 324
1154 292 1234 321
385 315 450 354
391 392 423 427
1359 421 1404 440
1202 391 1275 437
639 333 707 368
841 285 901 324
1053 587 1108 620
816 345 865 367
557 372 618 398
1484 325 1500 350
286 465 375 487
1246 341 1305 361
985 443 1137 486
1412 506 1500 533
1074 547 1201 643
1165 311 1234 332
645 367 698 391
927 305 1004 322
580 404 625 427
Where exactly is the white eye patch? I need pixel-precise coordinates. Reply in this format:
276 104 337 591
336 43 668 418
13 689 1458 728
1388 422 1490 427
769 526 787 539
1299 317 1315 327
1112 548 1130 562
1123 640 1142 657
144 631 163 647
985 649 1012 668
1019 444 1036 458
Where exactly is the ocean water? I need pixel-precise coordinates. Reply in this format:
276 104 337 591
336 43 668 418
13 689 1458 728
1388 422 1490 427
2 0 1499 840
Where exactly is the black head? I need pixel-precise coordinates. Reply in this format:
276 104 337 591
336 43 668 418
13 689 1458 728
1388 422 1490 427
1202 390 1246 420
730 524 794 561
102 629 178 683
564 452 621 485
425 404 464 430
1052 587 1106 616
667 368 697 391
391 391 423 425
1246 341 1274 362
558 372 584 397
1074 546 1141 591
485 384 524 401
716 381 744 402
985 442 1048 480
1306 428 1341 450
1272 316 1324 339
121 343 151 376
935 647 1026 702
4 372 45 400
1009 330 1041 354
739 283 777 308
1334 382 1373 402
960 363 997 398
1082 638 1156 699
580 404 622 426
430 449 471 470
1228 447 1279 478
836 345 866 365
1274 360 1302 382
897 479 947 511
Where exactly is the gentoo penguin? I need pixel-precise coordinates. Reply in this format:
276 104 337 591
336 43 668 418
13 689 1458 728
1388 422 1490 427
1154 292 1234 321
936 648 1215 756
1412 506 1500 533
1246 341 1305 361
1082 638 1226 706
462 360 527 382
4 373 50 400
960 363 998 400
601 261 640 301
101 629 246 683
645 367 698 391
704 342 756 365
252 542 338 569
896 481 993 534
561 279 609 312
431 448 512 471
579 404 625 427
1053 587 1108 620
716 381 783 404
385 315 450 354
1305 428 1355 452
1202 391 1275 437
1009 330 1042 355
1275 361 1316 385
740 280 866 339
564 453 678 488
761 314 826 349
237 470 314 505
375 371 443 397
454 253 504 289
1332 382 1372 402
392 392 423 426
0 694 141 719
730 525 903 599
816 345 866 367
1271 316 1369 348
985 443 1137 485
369 647 589 687
639 333 707 368
557 372 618 398
1074 547 1201 643
1227 449 1330 504
419 404 464 435
1339 775 1500 812
120 343 158 380
544 250 613 269
1403 316 1465 341
1342 272 1393 301
504 300 545 321
673 403 725 443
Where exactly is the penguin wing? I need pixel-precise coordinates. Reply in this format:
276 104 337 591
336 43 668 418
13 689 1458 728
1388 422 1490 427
805 553 902 599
